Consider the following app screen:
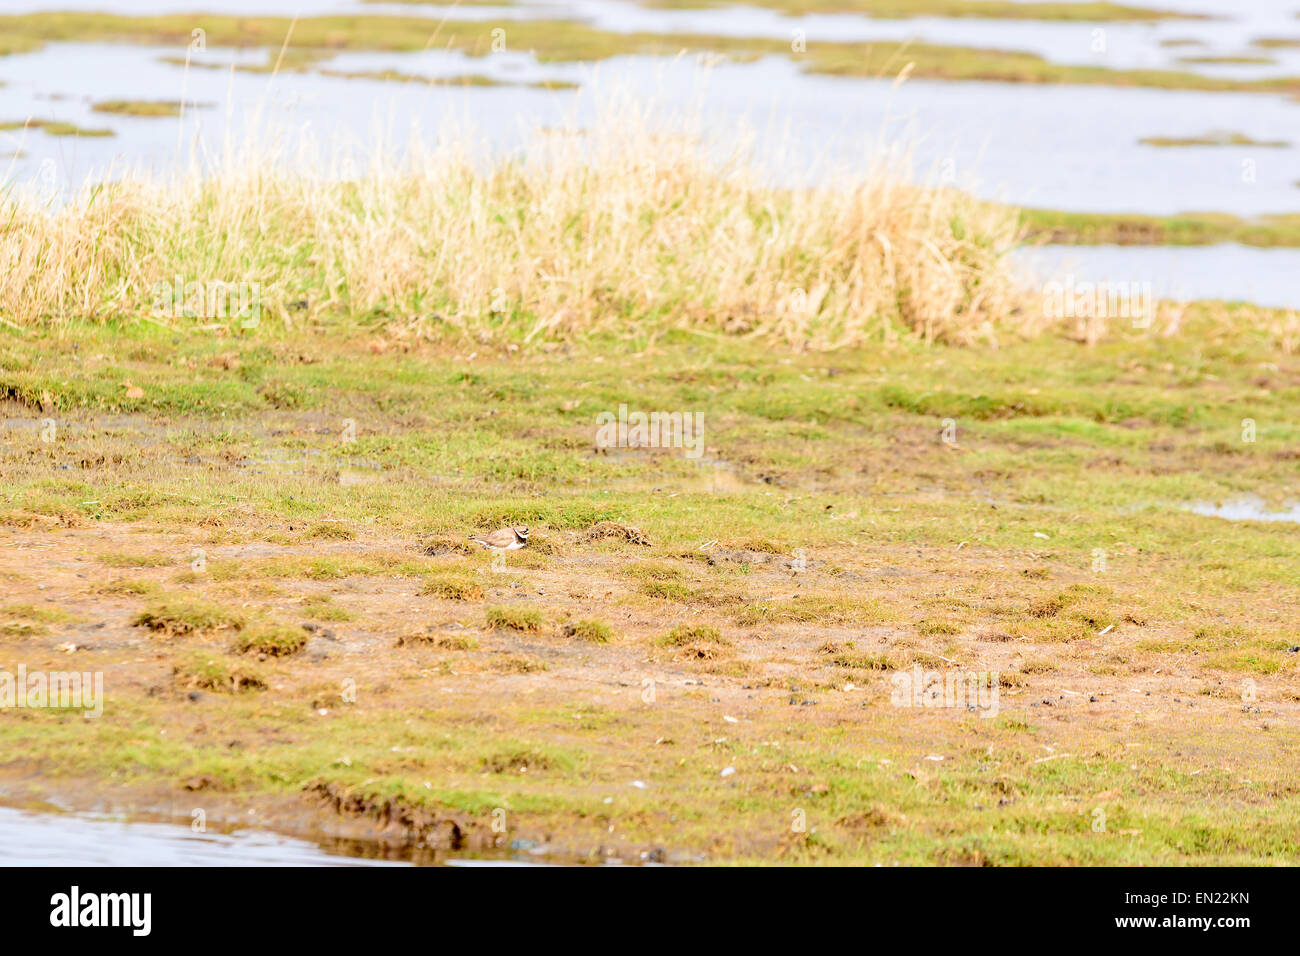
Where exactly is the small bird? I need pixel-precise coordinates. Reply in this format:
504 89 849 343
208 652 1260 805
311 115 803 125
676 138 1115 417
470 526 529 551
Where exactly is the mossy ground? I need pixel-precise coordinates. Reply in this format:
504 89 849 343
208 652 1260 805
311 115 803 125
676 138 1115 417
0 307 1297 863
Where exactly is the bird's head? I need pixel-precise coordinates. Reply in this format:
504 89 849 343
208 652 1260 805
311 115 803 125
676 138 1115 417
514 526 530 539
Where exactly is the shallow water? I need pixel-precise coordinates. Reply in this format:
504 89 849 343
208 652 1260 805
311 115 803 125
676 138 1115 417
1186 497 1300 523
0 805 410 866
4 45 1299 218
1012 243 1300 311
8 0 1300 78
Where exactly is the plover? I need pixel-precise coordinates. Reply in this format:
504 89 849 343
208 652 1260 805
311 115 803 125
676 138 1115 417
470 526 530 551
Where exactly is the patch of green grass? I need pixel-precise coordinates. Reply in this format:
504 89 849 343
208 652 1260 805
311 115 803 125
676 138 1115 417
0 603 75 637
638 579 694 601
233 624 307 657
0 118 113 137
485 605 544 632
132 598 245 637
298 595 354 621
91 99 190 118
1017 207 1300 247
173 650 267 692
734 595 890 627
300 521 355 541
659 624 728 647
478 742 576 774
619 560 686 582
93 577 159 597
98 551 174 568
563 618 612 643
419 572 485 601
434 633 479 651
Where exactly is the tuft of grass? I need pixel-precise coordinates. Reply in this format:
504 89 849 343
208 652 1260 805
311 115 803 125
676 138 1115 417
93 577 159 597
479 743 572 774
434 633 479 651
98 551 174 568
396 629 479 651
620 561 685 582
485 606 544 632
490 654 548 673
301 521 355 541
132 599 245 637
173 651 267 693
0 603 75 637
419 572 485 601
299 595 354 621
734 595 890 627
233 624 308 657
829 651 897 671
0 101 1028 348
660 624 728 647
639 580 693 601
418 536 476 556
563 619 612 643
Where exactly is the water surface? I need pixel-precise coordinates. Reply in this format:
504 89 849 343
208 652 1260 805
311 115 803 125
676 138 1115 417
0 805 410 866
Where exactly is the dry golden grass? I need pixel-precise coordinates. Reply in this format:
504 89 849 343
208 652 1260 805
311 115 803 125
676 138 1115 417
0 92 1032 348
